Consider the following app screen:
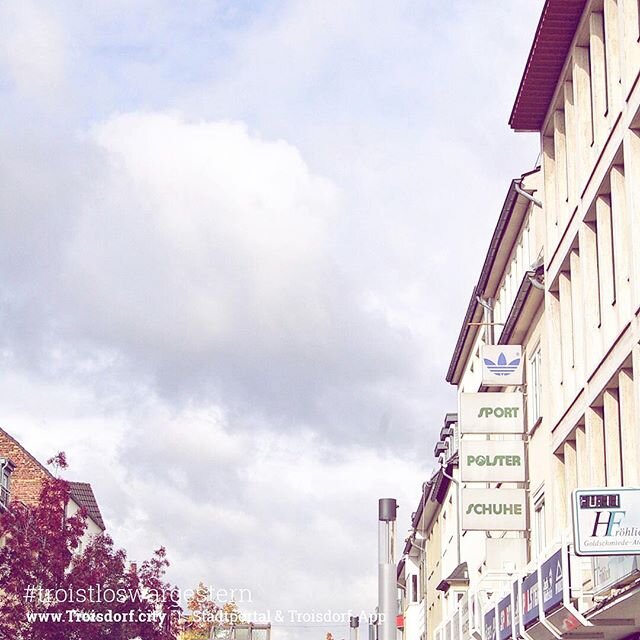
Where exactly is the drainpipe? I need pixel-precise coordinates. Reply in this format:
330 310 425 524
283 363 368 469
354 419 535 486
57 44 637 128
440 464 462 567
528 273 545 291
514 182 542 208
476 296 495 345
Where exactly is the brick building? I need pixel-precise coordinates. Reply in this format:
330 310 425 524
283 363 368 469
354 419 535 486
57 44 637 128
0 427 105 539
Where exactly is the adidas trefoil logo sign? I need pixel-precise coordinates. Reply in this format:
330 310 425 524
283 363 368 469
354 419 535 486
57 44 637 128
481 345 523 385
484 352 521 376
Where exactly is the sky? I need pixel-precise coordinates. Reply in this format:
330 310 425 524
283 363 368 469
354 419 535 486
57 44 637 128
0 1 541 638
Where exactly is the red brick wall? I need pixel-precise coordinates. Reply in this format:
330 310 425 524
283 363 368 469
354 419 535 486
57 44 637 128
0 429 50 506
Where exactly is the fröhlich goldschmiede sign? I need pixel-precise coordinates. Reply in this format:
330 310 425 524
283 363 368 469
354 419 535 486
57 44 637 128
573 488 640 555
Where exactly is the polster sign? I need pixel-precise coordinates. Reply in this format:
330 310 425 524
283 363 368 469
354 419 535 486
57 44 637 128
459 393 524 434
460 440 526 483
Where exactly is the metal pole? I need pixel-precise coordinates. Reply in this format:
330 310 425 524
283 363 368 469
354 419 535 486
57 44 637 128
378 498 397 640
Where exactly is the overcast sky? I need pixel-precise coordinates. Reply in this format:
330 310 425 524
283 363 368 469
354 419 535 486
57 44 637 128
0 1 541 638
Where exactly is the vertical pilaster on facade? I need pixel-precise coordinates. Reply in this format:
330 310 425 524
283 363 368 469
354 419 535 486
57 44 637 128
578 218 603 373
559 271 576 396
623 129 640 309
633 345 640 479
622 0 640 95
595 194 616 343
585 406 606 485
542 132 558 249
553 111 568 230
603 388 623 485
551 452 568 538
564 80 577 210
547 288 564 423
590 12 609 143
609 164 632 318
570 248 585 382
575 425 589 486
604 0 623 112
573 46 595 186
563 440 578 517
618 367 638 484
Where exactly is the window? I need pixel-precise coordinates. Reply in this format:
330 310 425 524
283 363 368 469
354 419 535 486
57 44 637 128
533 490 546 556
411 574 418 603
0 459 14 511
529 345 542 427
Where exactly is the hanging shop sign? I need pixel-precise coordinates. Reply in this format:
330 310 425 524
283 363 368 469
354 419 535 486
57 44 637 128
484 607 497 640
460 440 526 483
540 546 583 636
572 488 640 555
460 594 470 640
540 549 563 613
452 611 460 640
481 345 523 386
485 545 584 640
461 488 527 531
511 582 519 637
497 594 513 640
459 393 524 434
592 554 640 594
445 617 453 640
521 569 540 628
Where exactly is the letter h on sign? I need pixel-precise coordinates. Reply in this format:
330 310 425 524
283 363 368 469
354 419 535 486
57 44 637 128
591 511 626 537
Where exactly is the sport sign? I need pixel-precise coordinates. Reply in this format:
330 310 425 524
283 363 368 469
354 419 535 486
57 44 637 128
481 345 523 386
460 440 526 483
573 488 640 555
459 393 524 434
461 488 527 531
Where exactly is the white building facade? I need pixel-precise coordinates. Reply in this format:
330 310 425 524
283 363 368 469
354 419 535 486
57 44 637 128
399 1 640 639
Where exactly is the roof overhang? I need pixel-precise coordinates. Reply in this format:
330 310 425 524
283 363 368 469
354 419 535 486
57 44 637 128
436 562 469 593
498 269 544 345
446 171 539 385
510 0 588 131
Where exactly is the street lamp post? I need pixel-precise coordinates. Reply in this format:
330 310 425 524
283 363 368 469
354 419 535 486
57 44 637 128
378 498 397 640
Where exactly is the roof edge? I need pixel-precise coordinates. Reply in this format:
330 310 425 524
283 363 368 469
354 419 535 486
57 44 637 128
446 178 524 384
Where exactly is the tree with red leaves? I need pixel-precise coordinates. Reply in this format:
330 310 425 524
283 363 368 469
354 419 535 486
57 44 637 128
0 460 180 640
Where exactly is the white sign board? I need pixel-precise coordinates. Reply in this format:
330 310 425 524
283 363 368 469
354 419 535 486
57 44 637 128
461 488 527 531
481 345 523 386
459 393 524 434
593 555 640 593
573 488 640 556
460 440 526 483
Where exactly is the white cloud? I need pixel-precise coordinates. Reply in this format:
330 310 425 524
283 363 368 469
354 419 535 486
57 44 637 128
0 109 427 443
0 378 425 637
0 2 546 639
0 0 67 97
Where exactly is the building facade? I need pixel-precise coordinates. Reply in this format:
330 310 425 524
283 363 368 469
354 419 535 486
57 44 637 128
0 427 106 544
399 1 640 639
